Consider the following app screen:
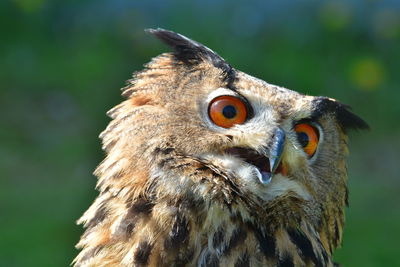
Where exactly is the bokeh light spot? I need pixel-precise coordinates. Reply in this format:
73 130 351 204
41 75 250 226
350 57 385 91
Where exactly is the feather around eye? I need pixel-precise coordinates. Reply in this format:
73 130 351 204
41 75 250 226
294 123 319 157
208 95 247 128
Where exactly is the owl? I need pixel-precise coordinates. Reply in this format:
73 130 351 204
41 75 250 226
73 29 368 267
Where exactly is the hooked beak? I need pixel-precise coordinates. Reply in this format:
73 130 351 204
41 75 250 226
224 127 286 185
269 127 286 175
259 127 286 184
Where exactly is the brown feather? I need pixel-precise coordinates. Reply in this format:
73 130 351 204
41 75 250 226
74 29 365 267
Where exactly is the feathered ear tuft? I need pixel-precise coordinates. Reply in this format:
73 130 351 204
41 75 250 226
145 28 236 86
312 97 370 133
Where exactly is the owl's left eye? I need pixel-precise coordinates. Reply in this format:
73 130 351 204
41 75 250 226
208 95 248 128
294 123 319 157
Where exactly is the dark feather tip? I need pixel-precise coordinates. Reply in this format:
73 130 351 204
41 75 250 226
146 29 202 53
145 28 215 62
145 28 236 87
312 97 370 133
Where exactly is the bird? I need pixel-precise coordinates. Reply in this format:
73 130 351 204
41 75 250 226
73 28 368 267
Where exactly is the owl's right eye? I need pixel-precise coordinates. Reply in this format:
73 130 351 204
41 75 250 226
208 95 248 128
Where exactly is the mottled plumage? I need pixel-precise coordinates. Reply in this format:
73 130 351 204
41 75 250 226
74 29 368 267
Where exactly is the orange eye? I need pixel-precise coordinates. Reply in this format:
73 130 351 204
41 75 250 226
208 95 248 128
294 123 319 157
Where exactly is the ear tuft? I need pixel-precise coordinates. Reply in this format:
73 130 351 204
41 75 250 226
145 28 236 86
335 103 370 133
312 97 369 133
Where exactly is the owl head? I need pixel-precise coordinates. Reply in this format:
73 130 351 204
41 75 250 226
75 29 368 266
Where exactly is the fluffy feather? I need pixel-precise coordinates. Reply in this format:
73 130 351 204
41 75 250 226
74 29 367 267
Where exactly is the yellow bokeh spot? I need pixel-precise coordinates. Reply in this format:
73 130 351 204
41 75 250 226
349 58 385 91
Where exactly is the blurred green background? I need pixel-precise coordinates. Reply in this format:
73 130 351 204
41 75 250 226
1 0 399 266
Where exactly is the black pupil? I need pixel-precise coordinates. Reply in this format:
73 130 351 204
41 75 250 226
222 105 237 119
297 132 309 147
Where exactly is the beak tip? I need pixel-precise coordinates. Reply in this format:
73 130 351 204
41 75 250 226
259 171 272 184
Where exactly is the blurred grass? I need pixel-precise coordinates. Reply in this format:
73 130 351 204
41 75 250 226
1 0 399 266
